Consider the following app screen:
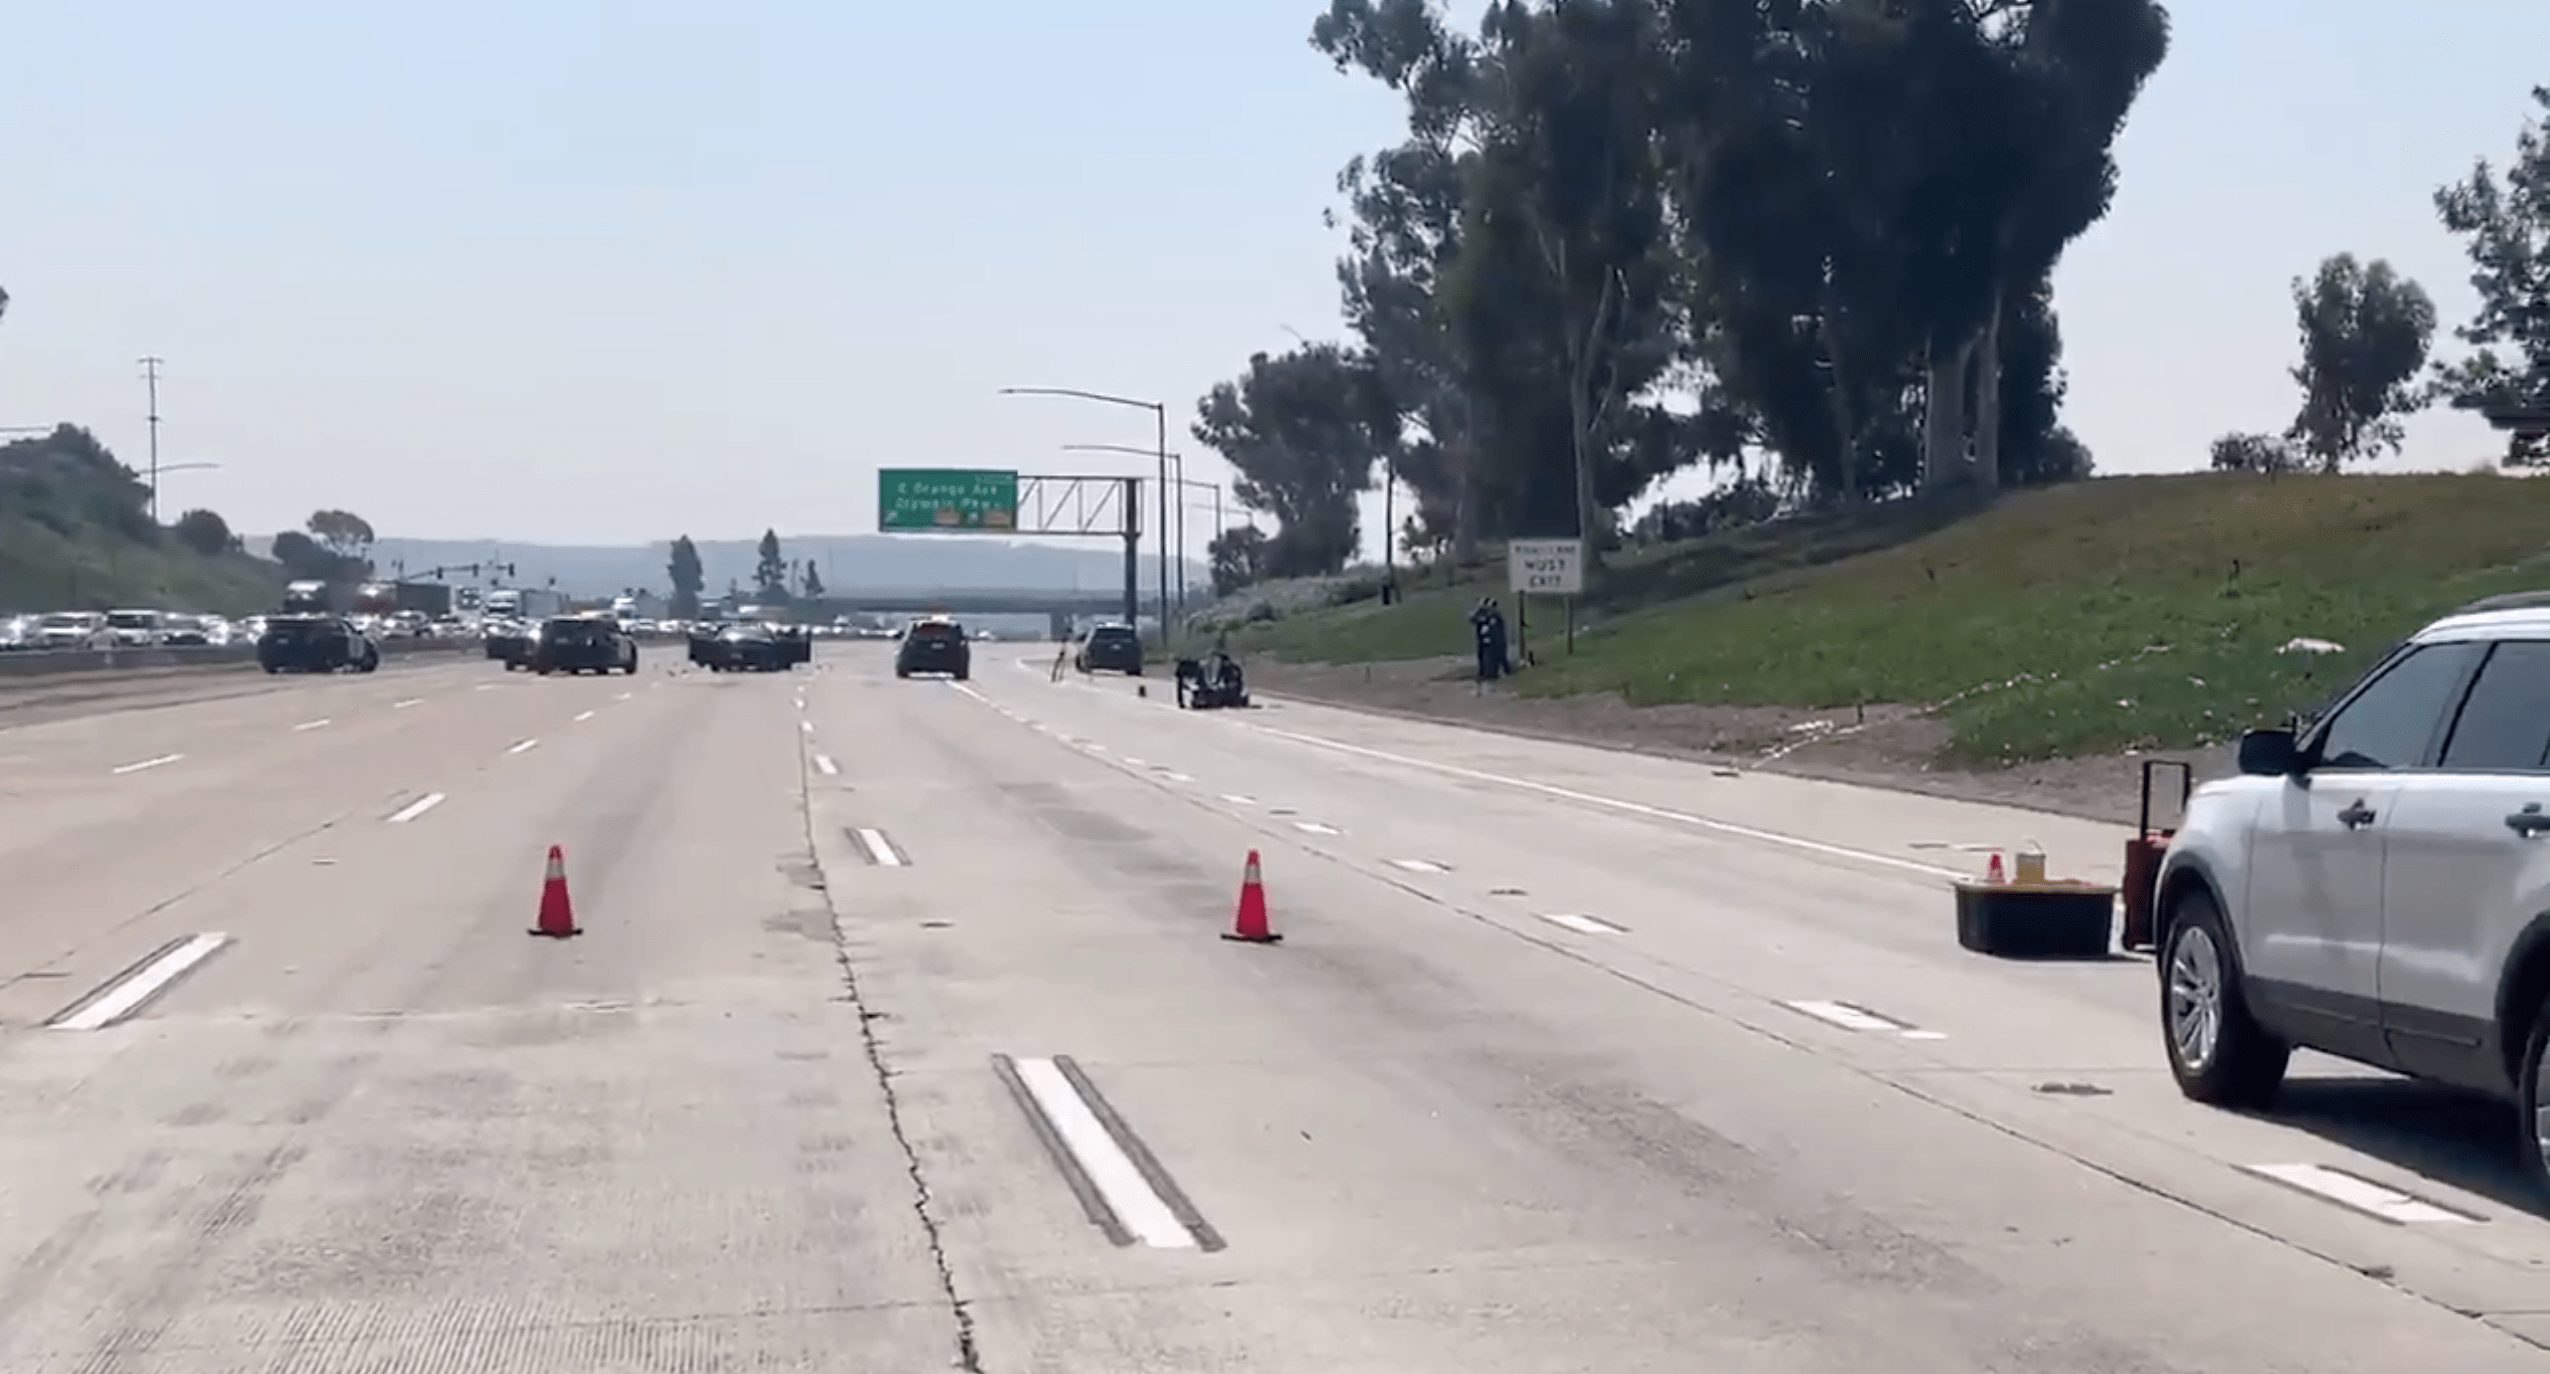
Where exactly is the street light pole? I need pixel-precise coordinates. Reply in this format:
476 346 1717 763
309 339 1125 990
1061 443 1222 606
999 386 1170 633
139 355 164 523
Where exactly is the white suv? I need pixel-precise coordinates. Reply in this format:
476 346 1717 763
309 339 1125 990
2155 592 2550 1189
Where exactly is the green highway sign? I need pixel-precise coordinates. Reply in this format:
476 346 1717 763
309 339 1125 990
878 468 1018 532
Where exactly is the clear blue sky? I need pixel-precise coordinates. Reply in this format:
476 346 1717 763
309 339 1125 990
2 1 2544 560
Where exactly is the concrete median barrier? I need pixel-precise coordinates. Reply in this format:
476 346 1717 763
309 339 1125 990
0 637 481 686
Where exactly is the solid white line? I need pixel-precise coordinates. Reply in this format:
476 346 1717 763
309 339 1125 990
508 738 538 754
394 698 422 709
1011 1056 1195 1249
573 709 596 722
1220 793 1256 805
1783 999 1905 1033
52 933 230 1031
1294 821 1341 836
1539 913 1617 935
856 828 905 867
1389 858 1449 873
1247 723 1968 881
293 718 330 731
111 754 182 775
386 792 446 824
2246 1163 2475 1224
815 754 839 776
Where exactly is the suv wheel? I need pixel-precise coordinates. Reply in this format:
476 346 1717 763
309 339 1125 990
2161 889 2290 1108
2516 997 2550 1194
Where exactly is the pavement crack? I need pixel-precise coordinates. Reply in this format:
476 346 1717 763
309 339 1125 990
803 792 982 1373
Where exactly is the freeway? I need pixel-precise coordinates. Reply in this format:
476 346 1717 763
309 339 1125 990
0 645 2545 1371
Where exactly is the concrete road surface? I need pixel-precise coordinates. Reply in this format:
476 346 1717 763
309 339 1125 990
4 645 2548 1371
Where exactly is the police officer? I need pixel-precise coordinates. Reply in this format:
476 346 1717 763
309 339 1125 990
1470 598 1500 688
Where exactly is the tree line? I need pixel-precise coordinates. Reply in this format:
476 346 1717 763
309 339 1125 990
2212 87 2550 475
1186 2 2550 593
663 530 825 618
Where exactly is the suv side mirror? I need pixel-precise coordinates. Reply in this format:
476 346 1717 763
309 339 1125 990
2238 726 2302 777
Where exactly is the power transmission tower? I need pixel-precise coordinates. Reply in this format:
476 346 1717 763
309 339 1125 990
139 356 165 523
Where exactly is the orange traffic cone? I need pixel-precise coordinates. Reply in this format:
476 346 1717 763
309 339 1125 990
1222 850 1280 944
529 844 581 938
1985 851 2007 886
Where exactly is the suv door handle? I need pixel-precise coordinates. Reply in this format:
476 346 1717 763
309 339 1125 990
2338 799 2379 828
2509 804 2550 837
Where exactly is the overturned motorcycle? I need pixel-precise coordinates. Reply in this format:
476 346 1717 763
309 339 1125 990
1174 652 1251 709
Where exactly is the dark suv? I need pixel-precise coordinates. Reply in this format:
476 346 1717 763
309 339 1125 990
895 618 970 680
1075 623 1143 675
532 615 638 675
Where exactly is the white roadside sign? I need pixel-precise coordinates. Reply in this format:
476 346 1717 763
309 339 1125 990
1508 538 1583 595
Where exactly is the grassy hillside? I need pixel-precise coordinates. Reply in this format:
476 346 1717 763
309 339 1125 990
0 426 284 615
1230 473 2550 764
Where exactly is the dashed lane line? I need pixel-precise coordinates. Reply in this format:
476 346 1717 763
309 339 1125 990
814 754 839 776
2244 1163 2481 1226
573 709 596 722
1389 858 1450 873
1293 821 1342 836
507 738 539 755
386 793 446 824
1780 999 1945 1040
111 754 182 776
996 1054 1215 1250
1537 913 1619 935
48 933 232 1031
293 718 330 731
850 827 908 867
394 698 423 709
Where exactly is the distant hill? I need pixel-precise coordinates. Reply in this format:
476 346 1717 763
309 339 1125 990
282 534 1209 600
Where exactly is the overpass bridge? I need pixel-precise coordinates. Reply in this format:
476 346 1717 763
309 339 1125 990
799 589 1175 639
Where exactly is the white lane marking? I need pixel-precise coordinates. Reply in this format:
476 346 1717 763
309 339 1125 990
387 793 446 824
573 709 596 722
1124 756 1149 768
801 721 814 734
854 828 906 867
1389 859 1449 873
1159 771 1194 783
1538 913 1618 935
1293 821 1341 836
2245 1163 2479 1225
1783 999 1905 1033
293 718 330 731
1087 743 1108 753
814 754 839 776
508 738 539 754
1012 1056 1195 1249
1220 794 1256 806
1248 723 1968 881
475 683 496 691
617 691 633 701
1901 1029 1950 1041
111 754 182 775
394 697 423 709
51 934 231 1031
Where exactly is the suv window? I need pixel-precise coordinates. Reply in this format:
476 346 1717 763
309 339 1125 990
2439 641 2550 771
545 618 616 643
910 622 963 643
1089 626 1136 645
2315 641 2481 770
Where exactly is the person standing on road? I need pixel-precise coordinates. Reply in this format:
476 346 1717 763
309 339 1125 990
1470 598 1501 691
